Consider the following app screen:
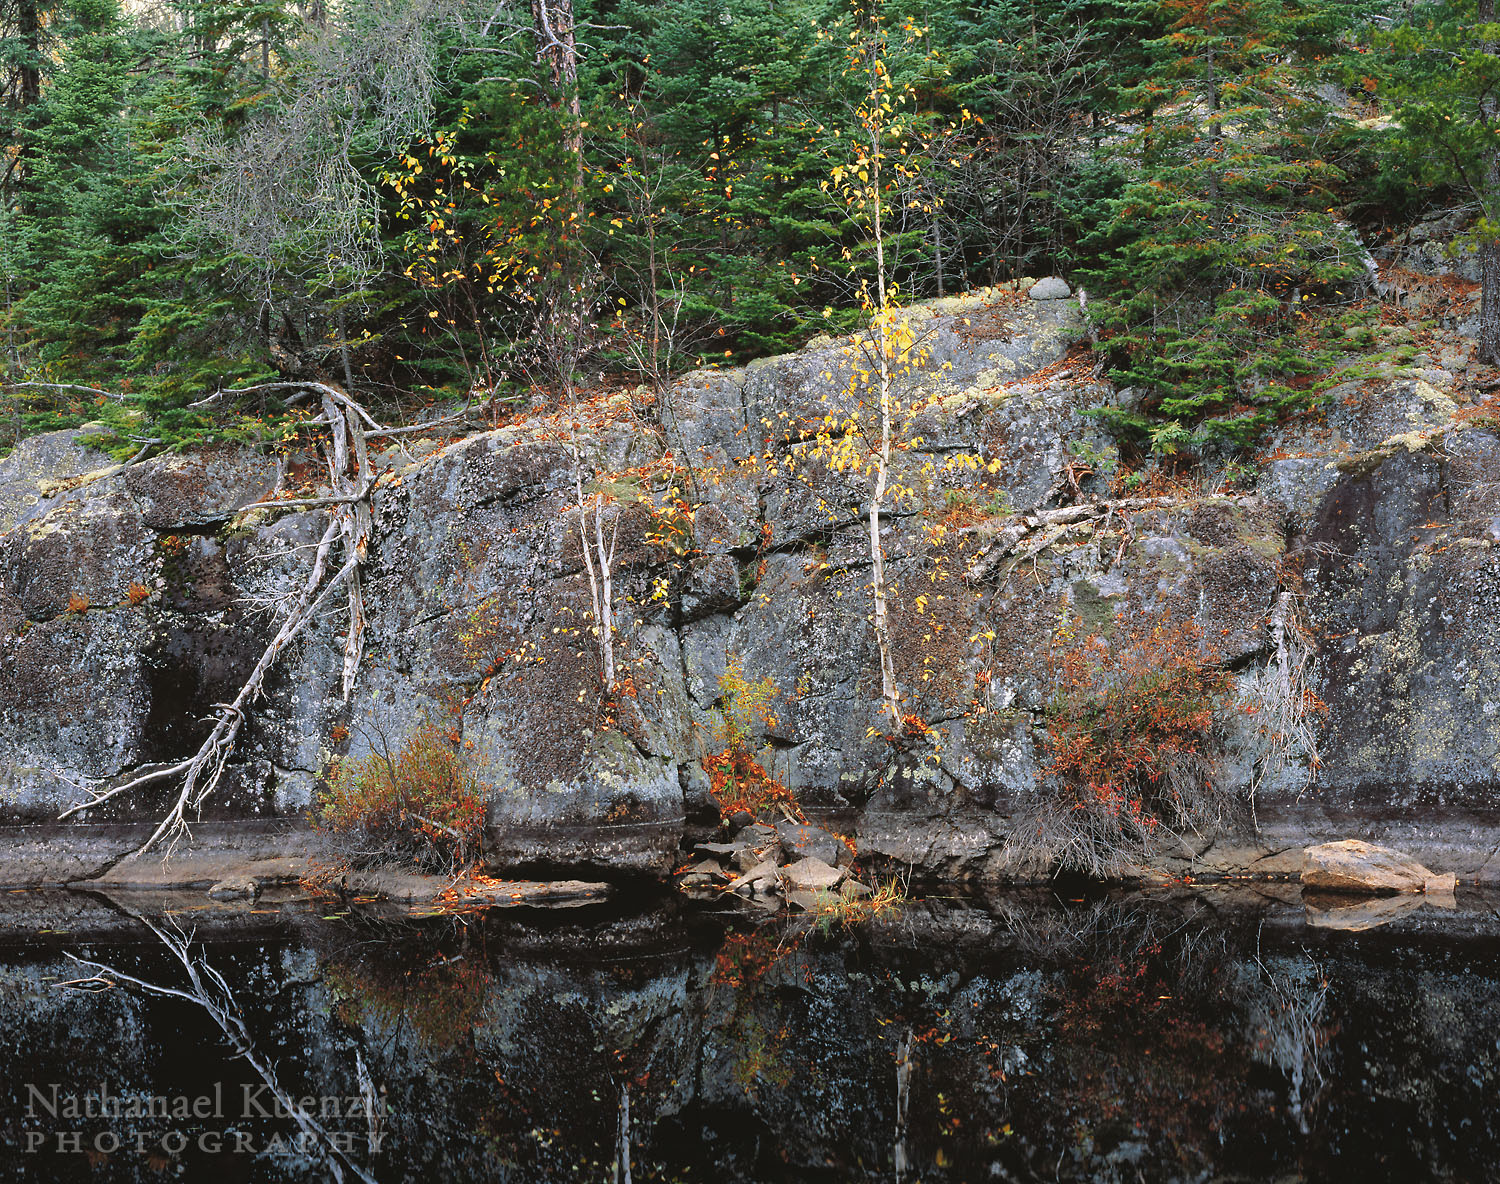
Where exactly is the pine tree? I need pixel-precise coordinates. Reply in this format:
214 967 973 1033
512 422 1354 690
1083 0 1366 451
12 0 149 390
1385 0 1500 363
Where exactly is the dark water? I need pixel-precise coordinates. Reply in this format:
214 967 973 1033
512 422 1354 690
1 886 1497 1183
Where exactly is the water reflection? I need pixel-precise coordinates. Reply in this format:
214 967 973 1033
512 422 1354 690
0 887 1496 1182
63 910 380 1183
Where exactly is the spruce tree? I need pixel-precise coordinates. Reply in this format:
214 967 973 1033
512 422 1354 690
1083 0 1366 451
1385 0 1500 363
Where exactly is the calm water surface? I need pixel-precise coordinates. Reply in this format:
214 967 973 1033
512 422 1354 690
0 886 1496 1183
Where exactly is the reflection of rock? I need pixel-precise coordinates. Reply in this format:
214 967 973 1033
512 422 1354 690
12 890 1500 1182
340 867 614 906
1304 892 1426 931
1302 839 1457 896
207 875 258 901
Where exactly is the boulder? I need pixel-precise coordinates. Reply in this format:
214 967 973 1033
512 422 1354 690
779 856 846 894
731 837 780 872
775 821 851 867
1027 276 1072 300
726 859 780 897
1301 840 1458 896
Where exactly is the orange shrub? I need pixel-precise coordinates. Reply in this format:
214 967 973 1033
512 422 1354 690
704 749 805 824
1006 614 1238 877
704 658 805 824
125 582 151 607
65 593 90 614
316 725 486 874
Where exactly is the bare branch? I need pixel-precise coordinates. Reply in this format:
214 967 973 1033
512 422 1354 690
2 380 125 402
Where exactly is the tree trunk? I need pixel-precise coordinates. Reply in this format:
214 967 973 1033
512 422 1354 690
867 69 901 733
530 0 582 169
932 210 945 298
16 0 41 109
338 307 354 388
1481 0 1500 365
1481 239 1500 366
2 0 43 194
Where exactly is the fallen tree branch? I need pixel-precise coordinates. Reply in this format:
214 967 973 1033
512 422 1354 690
365 407 474 438
248 483 371 513
963 495 1183 582
61 383 381 859
57 758 194 821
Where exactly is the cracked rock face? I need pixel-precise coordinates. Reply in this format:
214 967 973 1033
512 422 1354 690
2 287 1499 883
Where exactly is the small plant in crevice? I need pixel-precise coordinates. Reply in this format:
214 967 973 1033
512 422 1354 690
1242 585 1325 799
315 723 487 876
1003 612 1240 879
703 657 805 825
809 875 908 933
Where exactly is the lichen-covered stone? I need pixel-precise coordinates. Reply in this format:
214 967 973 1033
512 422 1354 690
2 288 1498 886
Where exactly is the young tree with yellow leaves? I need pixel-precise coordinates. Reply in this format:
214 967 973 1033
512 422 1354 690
810 1 930 733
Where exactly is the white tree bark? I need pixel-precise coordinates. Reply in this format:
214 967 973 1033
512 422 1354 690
58 382 379 859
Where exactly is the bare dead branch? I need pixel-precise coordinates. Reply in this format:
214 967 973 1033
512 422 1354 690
2 380 125 402
60 385 380 859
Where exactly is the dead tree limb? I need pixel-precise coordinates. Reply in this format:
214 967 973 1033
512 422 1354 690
1 380 125 402
964 496 1180 582
64 914 380 1183
60 384 380 859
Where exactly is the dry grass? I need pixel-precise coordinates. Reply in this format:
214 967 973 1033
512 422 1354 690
809 876 908 931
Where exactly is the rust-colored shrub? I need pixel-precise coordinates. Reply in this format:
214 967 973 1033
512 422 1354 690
315 725 486 874
703 658 804 823
65 593 89 614
1005 613 1238 878
125 581 151 607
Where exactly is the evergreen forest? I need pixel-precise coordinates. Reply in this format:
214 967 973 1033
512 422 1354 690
1 0 1496 459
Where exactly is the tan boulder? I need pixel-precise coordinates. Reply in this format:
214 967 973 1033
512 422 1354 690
726 860 781 897
1301 840 1457 896
779 857 846 894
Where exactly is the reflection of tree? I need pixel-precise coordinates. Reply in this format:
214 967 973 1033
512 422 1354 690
892 1024 914 1184
613 1082 631 1184
64 914 380 1184
1247 956 1333 1136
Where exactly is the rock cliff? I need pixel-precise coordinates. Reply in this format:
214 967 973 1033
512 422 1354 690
2 285 1498 886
